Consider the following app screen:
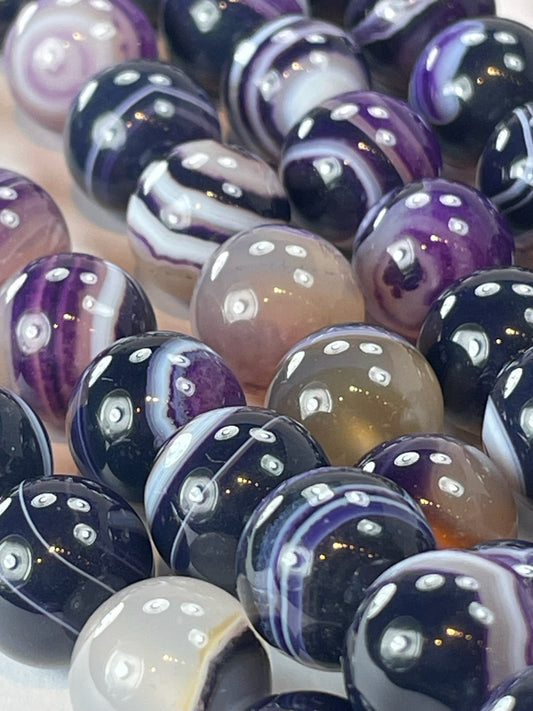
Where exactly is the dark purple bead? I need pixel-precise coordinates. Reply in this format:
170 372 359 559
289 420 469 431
345 0 496 95
0 475 153 666
280 91 442 250
409 17 533 167
67 331 246 503
161 0 308 94
343 549 533 711
244 691 352 711
144 405 330 593
480 665 533 711
477 102 533 236
236 466 435 669
417 265 533 436
222 14 369 164
65 58 221 211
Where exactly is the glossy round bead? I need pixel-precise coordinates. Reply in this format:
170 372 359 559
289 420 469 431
482 345 533 496
67 331 246 503
161 0 308 94
144 405 330 593
358 433 518 548
4 0 158 131
69 576 272 711
244 691 352 711
191 224 365 389
127 139 291 305
352 177 514 342
222 14 369 163
472 540 533 602
0 475 153 667
0 252 156 429
0 386 53 496
343 549 533 711
236 466 435 669
280 91 442 250
409 17 533 167
266 323 444 465
417 266 533 436
0 168 71 286
345 0 496 95
64 58 221 211
477 102 533 236
480 667 533 711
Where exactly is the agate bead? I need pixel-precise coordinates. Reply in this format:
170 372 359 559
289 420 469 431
69 576 272 711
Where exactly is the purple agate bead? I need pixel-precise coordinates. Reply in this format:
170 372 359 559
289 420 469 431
409 16 533 167
352 177 514 342
67 331 246 503
161 0 309 94
345 0 496 95
222 14 369 163
0 169 71 286
0 252 156 428
280 90 442 250
65 59 221 211
4 0 158 132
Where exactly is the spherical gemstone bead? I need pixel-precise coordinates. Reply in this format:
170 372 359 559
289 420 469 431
480 667 533 711
144 405 329 593
4 0 158 131
0 252 156 429
417 265 533 436
477 102 533 236
0 168 71 286
243 691 352 711
236 466 435 669
190 224 365 389
266 323 444 465
409 16 533 167
161 0 308 94
352 177 514 342
127 139 291 304
222 14 369 163
345 0 496 95
482 345 533 496
0 475 153 667
0 386 53 496
280 90 442 250
64 58 221 211
69 576 272 711
343 549 533 711
67 331 246 503
358 433 518 547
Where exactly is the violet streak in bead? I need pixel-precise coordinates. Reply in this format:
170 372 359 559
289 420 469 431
0 475 153 667
161 0 309 94
4 0 158 132
144 405 329 593
280 90 442 250
236 466 435 669
64 58 221 211
417 265 533 437
0 251 156 428
345 0 496 95
67 331 246 504
409 16 533 166
127 139 290 305
343 549 533 711
352 177 514 342
0 169 71 285
69 576 272 711
222 14 370 163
